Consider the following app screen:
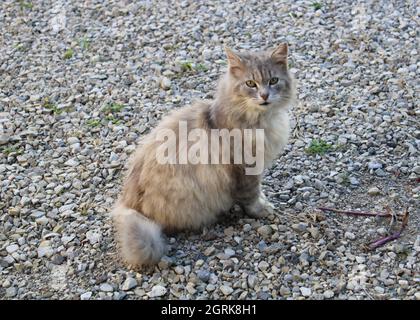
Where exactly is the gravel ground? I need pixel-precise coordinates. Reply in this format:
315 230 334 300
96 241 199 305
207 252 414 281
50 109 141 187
0 0 419 300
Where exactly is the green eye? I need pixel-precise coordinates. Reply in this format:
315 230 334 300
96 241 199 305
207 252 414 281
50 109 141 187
269 77 279 85
245 80 257 88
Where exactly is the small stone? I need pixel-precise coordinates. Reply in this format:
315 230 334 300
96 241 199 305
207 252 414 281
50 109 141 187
368 162 382 170
67 137 80 145
377 227 387 236
224 248 235 257
5 287 17 298
148 285 167 298
257 225 273 238
122 277 137 291
174 266 184 275
243 224 252 232
197 270 210 282
6 244 19 254
80 292 92 300
307 226 319 238
415 292 420 300
86 231 102 245
323 290 334 299
51 255 65 265
247 275 257 288
355 256 366 264
220 285 233 296
258 261 270 271
158 256 173 269
206 284 216 292
398 280 408 289
37 241 53 258
64 159 79 167
279 286 290 296
204 246 215 256
345 232 356 240
349 177 359 185
374 286 385 294
160 77 172 90
100 283 114 292
0 134 10 145
368 187 381 196
300 287 312 297
292 222 308 233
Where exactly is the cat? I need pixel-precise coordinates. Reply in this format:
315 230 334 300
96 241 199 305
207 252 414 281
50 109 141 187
112 43 295 268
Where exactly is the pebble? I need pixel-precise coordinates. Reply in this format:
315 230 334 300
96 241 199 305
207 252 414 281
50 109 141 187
345 232 356 240
292 223 308 233
6 244 19 254
258 261 270 271
0 135 10 145
247 275 257 289
368 162 382 170
86 231 102 245
374 286 385 294
257 225 273 238
300 287 312 297
37 241 54 258
5 287 17 298
160 77 172 90
197 270 211 282
368 187 381 196
122 277 137 291
148 285 167 298
323 290 334 299
100 283 114 292
80 292 92 300
220 285 233 296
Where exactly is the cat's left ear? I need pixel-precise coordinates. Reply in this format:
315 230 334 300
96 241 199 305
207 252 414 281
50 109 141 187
271 43 288 66
224 46 245 76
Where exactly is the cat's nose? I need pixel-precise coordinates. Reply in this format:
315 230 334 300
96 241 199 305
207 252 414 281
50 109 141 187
260 92 269 101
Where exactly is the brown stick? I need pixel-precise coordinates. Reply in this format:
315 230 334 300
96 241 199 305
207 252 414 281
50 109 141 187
317 207 391 217
368 211 409 250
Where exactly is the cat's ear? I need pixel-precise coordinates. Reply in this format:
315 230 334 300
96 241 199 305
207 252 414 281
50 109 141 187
224 46 245 76
271 43 288 66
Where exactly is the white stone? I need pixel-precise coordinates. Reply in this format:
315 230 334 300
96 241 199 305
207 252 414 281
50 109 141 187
300 287 312 297
6 244 19 254
323 290 334 299
80 292 92 300
160 77 172 90
148 285 167 298
86 231 102 245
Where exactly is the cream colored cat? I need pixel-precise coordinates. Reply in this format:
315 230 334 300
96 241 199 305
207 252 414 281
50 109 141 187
112 43 295 267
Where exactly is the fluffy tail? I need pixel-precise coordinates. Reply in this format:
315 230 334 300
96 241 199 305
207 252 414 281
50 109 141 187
112 205 165 267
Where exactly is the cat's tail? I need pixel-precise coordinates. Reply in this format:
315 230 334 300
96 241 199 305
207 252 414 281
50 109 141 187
112 205 165 267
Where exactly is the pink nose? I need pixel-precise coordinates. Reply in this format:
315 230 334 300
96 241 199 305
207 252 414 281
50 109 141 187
260 92 269 101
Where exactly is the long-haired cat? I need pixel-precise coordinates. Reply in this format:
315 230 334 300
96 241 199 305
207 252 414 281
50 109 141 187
112 43 295 267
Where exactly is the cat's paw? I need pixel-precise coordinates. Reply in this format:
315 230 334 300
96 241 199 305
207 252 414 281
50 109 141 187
244 195 275 218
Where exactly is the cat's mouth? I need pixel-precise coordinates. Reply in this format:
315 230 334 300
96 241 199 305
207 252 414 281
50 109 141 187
260 101 270 106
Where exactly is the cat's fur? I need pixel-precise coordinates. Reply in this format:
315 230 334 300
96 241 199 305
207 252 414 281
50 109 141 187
112 44 295 267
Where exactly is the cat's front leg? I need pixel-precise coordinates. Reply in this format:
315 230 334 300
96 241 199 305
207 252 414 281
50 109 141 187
243 191 275 218
232 168 274 218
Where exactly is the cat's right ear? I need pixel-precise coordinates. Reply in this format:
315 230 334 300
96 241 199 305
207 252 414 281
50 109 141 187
224 46 245 77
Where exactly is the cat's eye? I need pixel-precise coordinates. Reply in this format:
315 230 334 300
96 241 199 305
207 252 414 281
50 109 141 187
269 77 279 85
245 80 257 88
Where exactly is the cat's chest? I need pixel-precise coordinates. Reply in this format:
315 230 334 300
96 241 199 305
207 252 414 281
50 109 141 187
261 111 290 163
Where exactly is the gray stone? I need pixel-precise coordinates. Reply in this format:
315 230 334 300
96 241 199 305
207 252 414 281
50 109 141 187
122 277 137 291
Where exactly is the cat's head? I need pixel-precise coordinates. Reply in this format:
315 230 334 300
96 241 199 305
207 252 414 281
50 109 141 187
222 44 294 110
